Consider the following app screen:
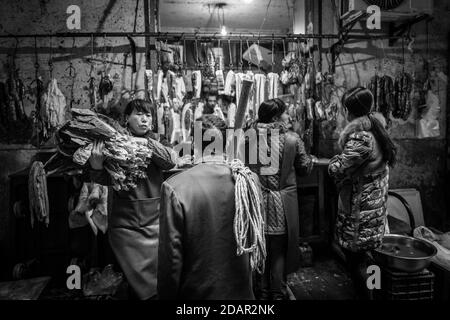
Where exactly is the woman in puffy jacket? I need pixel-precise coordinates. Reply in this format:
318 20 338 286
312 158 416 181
328 87 397 299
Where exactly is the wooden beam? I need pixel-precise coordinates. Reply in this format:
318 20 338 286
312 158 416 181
149 0 159 70
144 0 151 70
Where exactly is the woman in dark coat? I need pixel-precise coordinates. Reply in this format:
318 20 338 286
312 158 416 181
89 99 176 300
246 98 314 300
328 87 397 298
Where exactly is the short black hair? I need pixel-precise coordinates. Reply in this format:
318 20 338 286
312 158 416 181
124 99 155 118
258 98 287 123
341 87 373 117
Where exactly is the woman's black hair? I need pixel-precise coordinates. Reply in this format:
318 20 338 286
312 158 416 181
342 87 397 167
258 98 287 123
124 99 155 118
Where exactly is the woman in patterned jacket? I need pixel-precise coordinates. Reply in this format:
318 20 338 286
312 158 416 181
246 98 314 300
328 87 397 299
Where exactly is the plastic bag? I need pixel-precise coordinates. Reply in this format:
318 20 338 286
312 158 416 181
417 90 440 138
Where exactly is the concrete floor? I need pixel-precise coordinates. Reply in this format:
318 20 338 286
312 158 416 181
288 257 356 300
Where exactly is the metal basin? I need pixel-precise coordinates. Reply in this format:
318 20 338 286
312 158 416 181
372 234 437 273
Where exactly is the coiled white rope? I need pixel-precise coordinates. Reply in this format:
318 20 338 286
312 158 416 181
230 159 266 274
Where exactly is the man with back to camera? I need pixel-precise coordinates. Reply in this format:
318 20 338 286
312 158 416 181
157 114 266 300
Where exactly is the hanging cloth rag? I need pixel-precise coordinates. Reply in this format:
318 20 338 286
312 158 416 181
41 78 67 133
170 108 182 145
174 76 186 103
418 90 440 138
29 161 49 228
192 70 202 99
254 74 267 116
181 102 193 141
235 72 245 107
160 77 169 104
157 104 165 135
167 70 177 102
227 102 237 128
245 71 256 119
183 70 193 93
267 72 279 100
155 70 164 102
224 70 236 96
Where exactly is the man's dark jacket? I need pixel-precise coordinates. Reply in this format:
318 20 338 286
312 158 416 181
157 159 256 300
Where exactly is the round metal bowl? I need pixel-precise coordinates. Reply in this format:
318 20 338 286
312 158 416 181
372 234 437 273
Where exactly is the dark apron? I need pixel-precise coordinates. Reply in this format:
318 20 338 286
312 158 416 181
279 132 301 274
109 197 160 300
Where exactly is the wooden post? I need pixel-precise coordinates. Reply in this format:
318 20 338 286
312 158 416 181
234 79 253 130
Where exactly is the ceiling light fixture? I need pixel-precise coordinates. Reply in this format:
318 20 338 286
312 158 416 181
221 25 227 36
216 4 228 36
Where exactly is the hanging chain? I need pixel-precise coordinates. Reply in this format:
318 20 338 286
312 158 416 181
156 39 161 69
426 20 430 76
271 37 275 72
69 37 77 109
194 36 199 67
402 36 405 73
34 36 40 74
228 38 233 69
246 39 251 69
183 37 187 70
239 38 243 70
89 34 95 76
103 35 108 72
257 37 261 71
48 36 53 79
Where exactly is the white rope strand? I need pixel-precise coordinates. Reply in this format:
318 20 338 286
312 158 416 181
230 159 266 274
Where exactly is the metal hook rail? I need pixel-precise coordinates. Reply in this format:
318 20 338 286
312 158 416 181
0 31 405 41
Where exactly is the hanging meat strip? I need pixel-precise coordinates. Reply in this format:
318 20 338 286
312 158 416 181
392 72 413 120
28 161 50 228
368 74 395 123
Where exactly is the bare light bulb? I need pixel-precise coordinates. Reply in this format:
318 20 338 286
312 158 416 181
221 25 227 36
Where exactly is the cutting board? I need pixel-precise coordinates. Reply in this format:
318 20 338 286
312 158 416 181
0 276 51 300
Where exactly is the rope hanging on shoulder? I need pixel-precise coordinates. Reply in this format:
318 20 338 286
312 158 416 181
230 159 266 274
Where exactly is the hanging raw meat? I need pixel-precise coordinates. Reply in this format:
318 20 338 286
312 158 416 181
6 75 26 121
99 73 113 99
41 79 67 139
392 72 413 120
368 74 395 123
28 161 50 228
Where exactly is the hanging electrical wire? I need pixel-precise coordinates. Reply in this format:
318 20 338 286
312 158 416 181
258 0 273 35
133 0 140 33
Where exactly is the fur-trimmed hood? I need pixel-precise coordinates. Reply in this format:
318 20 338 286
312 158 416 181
255 121 289 133
338 112 387 149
